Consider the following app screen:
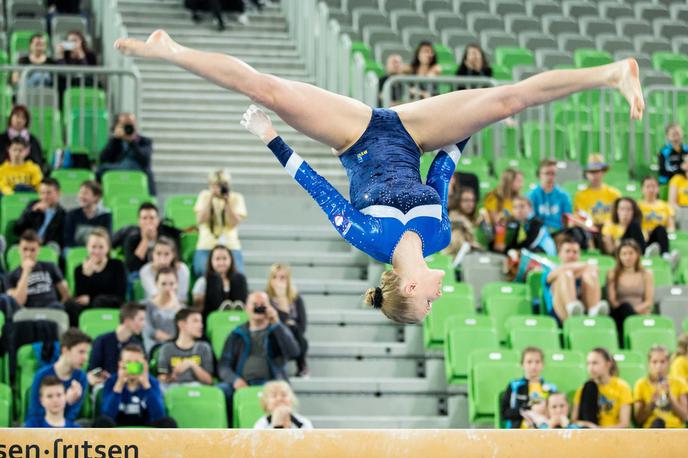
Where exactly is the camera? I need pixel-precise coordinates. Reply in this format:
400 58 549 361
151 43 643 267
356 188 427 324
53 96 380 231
123 123 136 136
219 182 230 196
125 361 143 375
61 41 76 51
253 305 267 314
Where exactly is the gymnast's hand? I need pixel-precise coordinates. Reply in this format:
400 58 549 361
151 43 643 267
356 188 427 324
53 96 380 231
241 104 278 145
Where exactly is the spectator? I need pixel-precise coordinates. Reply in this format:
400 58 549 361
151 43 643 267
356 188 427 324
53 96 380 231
670 334 688 385
266 264 309 377
633 345 688 428
66 228 127 327
12 34 55 87
536 392 581 429
13 177 66 249
500 347 557 429
8 230 70 309
63 180 111 248
96 344 177 428
192 245 248 321
27 329 94 423
572 348 632 429
378 53 405 106
193 169 247 276
668 154 688 211
484 168 524 225
217 291 300 424
456 43 493 90
24 376 80 428
157 309 214 387
0 105 44 168
639 176 675 257
529 159 572 233
0 137 42 195
498 196 556 256
542 236 609 323
658 123 688 185
187 0 226 31
139 237 190 302
444 186 486 256
407 41 441 100
55 30 97 67
601 197 644 255
88 302 146 379
97 113 156 196
121 203 180 274
574 154 621 229
254 381 313 429
143 267 183 354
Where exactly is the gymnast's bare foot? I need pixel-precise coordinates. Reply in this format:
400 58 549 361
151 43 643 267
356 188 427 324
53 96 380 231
114 29 180 59
612 58 644 121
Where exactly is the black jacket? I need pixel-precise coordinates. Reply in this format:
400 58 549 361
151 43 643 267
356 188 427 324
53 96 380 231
99 135 156 195
13 200 66 248
120 224 181 272
203 272 248 320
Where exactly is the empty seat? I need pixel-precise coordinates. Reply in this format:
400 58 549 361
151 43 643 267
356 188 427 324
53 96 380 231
519 33 557 53
574 49 613 69
444 315 498 383
102 170 149 200
491 0 525 16
466 12 504 33
455 0 489 17
526 0 560 17
165 385 228 428
634 3 668 24
50 15 89 42
0 383 11 427
504 14 540 35
542 15 578 36
363 26 399 49
482 282 530 343
79 308 119 339
402 28 439 49
424 288 477 349
557 34 595 54
495 47 534 71
442 30 479 52
671 4 688 22
536 49 572 68
634 35 672 56
624 315 677 353
653 18 688 41
352 8 388 34
206 310 249 358
561 0 597 18
468 349 521 424
509 327 560 352
390 10 427 32
579 17 617 37
659 286 688 336
9 17 46 36
9 0 46 19
542 350 586 395
564 316 619 353
428 11 465 34
418 0 453 15
616 18 652 37
343 0 372 12
481 31 518 53
595 35 635 55
600 2 633 20
461 252 506 305
1 192 38 241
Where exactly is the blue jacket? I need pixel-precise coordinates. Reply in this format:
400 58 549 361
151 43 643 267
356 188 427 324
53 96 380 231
658 143 688 184
529 185 572 232
27 365 88 422
100 375 165 426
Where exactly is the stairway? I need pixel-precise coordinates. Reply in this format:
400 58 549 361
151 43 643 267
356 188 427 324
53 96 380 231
116 0 466 428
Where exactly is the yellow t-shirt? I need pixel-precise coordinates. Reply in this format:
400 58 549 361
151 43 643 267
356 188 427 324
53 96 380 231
638 200 675 235
670 355 688 386
669 174 688 207
601 222 625 242
0 160 42 195
520 381 552 429
574 376 632 427
634 376 688 428
483 191 513 220
574 184 622 226
194 189 247 250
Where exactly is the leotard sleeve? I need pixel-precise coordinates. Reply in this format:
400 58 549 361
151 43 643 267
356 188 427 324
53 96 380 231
425 138 470 210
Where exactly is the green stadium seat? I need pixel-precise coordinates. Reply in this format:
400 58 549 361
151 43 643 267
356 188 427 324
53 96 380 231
165 385 228 428
494 47 534 71
468 349 521 424
683 317 688 333
613 351 646 387
51 169 95 195
66 108 109 158
457 156 490 180
574 49 613 68
63 87 107 115
424 288 476 349
207 310 249 359
1 192 38 242
420 153 433 181
444 315 498 384
132 278 145 301
491 64 512 81
505 314 557 333
579 254 615 285
364 58 385 78
233 386 263 428
107 194 156 209
523 122 567 162
5 244 59 272
28 106 63 158
493 157 536 179
564 316 619 353
180 232 199 266
112 204 140 232
624 315 676 352
102 170 149 203
79 308 119 339
554 106 592 126
10 32 49 63
478 177 496 204
628 328 677 356
350 41 371 60
165 194 198 230
509 327 561 352
525 270 544 311
424 253 454 278
482 282 530 343
640 258 674 286
65 247 88 295
0 86 12 130
0 383 11 427
652 52 688 76
542 350 586 396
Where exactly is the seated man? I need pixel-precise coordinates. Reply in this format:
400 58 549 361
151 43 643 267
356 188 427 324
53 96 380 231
529 159 572 233
63 180 112 248
0 137 42 195
542 236 609 323
13 178 66 249
8 230 70 309
120 202 180 274
24 376 81 428
157 309 214 387
96 344 176 428
88 302 146 380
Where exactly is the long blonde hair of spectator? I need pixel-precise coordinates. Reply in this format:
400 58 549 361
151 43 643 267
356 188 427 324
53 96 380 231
493 168 522 212
266 263 298 304
259 381 298 413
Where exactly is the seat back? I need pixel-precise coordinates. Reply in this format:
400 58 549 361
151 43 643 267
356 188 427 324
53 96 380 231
206 311 249 359
79 308 119 339
164 194 198 230
444 315 498 383
233 386 264 428
165 385 228 428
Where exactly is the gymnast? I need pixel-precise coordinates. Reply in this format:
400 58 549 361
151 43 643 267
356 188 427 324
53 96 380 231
115 30 644 324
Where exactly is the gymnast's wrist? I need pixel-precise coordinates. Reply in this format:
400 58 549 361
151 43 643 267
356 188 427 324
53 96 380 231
261 128 279 145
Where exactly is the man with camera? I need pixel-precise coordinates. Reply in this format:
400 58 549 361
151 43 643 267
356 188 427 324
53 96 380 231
97 112 156 196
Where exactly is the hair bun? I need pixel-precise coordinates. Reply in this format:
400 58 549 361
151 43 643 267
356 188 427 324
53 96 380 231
372 287 383 309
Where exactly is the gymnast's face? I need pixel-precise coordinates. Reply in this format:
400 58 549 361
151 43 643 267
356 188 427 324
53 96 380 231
405 268 445 320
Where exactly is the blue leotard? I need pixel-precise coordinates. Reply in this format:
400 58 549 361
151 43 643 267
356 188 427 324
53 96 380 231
266 108 468 264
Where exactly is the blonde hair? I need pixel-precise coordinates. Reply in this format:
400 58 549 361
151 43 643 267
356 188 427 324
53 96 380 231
674 334 688 357
364 270 419 324
266 264 298 304
491 168 522 212
87 227 111 250
259 381 297 413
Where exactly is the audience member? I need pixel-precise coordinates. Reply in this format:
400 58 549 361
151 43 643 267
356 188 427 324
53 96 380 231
266 264 308 377
456 43 493 90
0 137 42 195
601 197 644 255
253 381 313 429
186 0 226 31
24 376 80 428
529 159 572 233
143 267 183 353
498 196 556 256
670 334 688 385
12 34 55 87
63 180 111 248
408 41 441 100
633 346 688 428
542 236 609 323
193 169 247 276
139 237 190 302
97 113 156 195
8 230 70 309
500 347 557 429
192 245 248 320
121 203 180 274
658 123 688 185
88 303 145 379
574 154 621 230
55 30 97 66
572 348 632 428
378 53 405 106
157 309 213 387
536 392 581 429
96 344 177 428
639 176 675 256
67 228 127 327
444 186 486 256
27 329 93 423
668 154 688 210
13 178 66 249
0 105 44 168
484 168 524 224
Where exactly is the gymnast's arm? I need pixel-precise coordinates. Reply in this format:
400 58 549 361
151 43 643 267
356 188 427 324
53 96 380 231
425 138 470 210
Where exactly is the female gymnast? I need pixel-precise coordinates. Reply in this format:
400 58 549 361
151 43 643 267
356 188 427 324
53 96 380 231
114 30 644 324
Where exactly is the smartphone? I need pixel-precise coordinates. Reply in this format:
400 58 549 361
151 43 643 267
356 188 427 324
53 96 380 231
91 367 103 377
125 361 144 376
62 41 76 51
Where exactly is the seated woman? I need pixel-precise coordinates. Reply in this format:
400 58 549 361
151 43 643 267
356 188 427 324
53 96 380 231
572 348 632 428
139 237 190 303
407 41 442 101
192 245 248 321
444 186 486 257
253 381 313 429
633 345 688 428
670 334 688 385
484 168 524 251
0 105 44 169
66 228 126 326
266 264 309 377
638 176 675 257
500 347 557 429
606 240 654 345
143 267 183 353
601 197 645 255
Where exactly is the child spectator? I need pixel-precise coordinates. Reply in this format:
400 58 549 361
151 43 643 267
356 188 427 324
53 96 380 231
536 392 580 429
497 196 556 256
0 137 42 195
408 41 441 100
669 154 688 211
658 123 688 185
143 267 183 353
638 176 675 256
0 105 44 168
484 168 524 225
139 237 190 302
572 348 632 428
63 180 112 248
24 376 80 428
634 345 688 428
254 381 313 429
88 302 145 378
574 154 621 229
13 178 66 249
8 230 70 309
266 264 309 377
120 203 180 274
529 159 572 233
500 347 557 429
192 245 248 321
670 334 688 385
157 309 213 387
